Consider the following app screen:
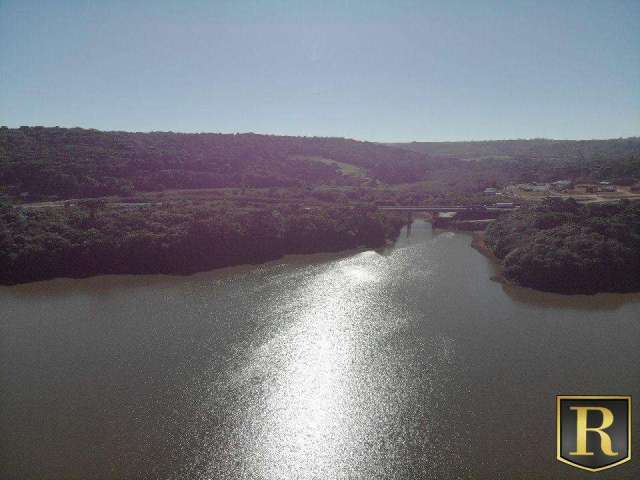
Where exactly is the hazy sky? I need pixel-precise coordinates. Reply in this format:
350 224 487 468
1 0 638 141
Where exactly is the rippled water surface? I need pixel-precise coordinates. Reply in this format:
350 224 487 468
1 220 639 479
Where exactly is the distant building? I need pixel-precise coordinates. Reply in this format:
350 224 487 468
584 185 598 193
483 188 498 195
431 211 457 228
551 180 572 191
520 182 549 192
599 184 617 192
508 182 553 193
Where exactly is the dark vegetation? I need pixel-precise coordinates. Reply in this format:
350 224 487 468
2 128 639 202
393 138 640 190
485 199 640 294
392 137 640 162
0 126 452 200
0 200 405 285
2 127 639 287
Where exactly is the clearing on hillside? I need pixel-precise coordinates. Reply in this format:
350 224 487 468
288 154 368 178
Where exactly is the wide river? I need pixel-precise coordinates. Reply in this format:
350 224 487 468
1 220 639 479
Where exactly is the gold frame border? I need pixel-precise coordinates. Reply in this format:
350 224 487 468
556 395 632 472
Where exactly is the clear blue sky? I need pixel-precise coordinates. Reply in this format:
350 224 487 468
1 0 638 141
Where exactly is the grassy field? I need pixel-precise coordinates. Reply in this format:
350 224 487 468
511 185 640 204
289 154 368 177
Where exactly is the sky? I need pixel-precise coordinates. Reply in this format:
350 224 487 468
1 0 638 142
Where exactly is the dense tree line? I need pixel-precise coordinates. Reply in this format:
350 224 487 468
0 127 448 200
393 138 640 190
139 184 488 209
0 200 405 285
485 199 640 294
392 137 640 162
466 155 640 186
3 127 638 204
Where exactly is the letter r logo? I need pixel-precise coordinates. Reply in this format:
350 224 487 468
557 396 631 472
569 406 618 457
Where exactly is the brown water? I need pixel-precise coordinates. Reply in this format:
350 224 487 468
1 220 639 479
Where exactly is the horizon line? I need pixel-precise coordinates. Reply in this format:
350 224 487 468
2 124 639 144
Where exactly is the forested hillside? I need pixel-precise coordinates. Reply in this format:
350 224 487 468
391 137 640 162
391 138 640 189
0 127 448 200
485 199 640 294
4 128 639 203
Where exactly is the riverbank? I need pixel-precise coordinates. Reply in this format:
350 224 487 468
470 231 495 259
0 203 407 285
469 231 507 285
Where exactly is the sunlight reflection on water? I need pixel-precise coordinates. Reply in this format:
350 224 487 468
196 249 458 479
254 253 389 478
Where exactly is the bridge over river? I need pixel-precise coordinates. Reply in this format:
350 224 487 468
377 205 519 213
377 205 519 228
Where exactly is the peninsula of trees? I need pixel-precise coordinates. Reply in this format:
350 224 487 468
485 199 640 294
0 201 405 285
